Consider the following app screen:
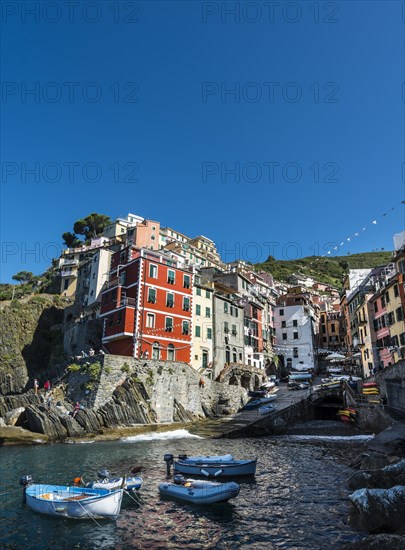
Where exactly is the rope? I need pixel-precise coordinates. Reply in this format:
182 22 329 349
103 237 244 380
76 500 102 526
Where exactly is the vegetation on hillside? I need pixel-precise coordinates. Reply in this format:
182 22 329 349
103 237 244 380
256 251 393 288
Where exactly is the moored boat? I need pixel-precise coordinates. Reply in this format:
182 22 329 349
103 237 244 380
258 404 277 414
164 453 257 477
20 476 123 520
289 372 312 381
84 469 142 492
244 395 277 410
159 475 240 504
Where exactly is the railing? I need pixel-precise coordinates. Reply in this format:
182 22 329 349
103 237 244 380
60 269 77 277
117 297 137 308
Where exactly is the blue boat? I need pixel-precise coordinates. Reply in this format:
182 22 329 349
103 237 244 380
244 395 277 410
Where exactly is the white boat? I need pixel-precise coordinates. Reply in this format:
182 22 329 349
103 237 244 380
85 469 142 492
21 477 123 520
165 453 257 477
159 475 240 504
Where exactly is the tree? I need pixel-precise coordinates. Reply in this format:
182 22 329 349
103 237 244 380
12 271 34 284
73 213 111 241
62 232 82 248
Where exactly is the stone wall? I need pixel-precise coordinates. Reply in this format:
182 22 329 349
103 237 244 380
369 361 405 412
66 355 248 424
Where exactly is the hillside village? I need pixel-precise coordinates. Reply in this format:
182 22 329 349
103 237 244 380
44 212 405 381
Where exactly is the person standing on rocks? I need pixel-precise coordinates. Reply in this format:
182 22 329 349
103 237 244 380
46 392 53 412
34 378 39 396
72 402 81 418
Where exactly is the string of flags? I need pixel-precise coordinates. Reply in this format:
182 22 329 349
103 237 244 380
295 199 405 276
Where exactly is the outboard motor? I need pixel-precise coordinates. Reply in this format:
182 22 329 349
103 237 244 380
164 454 174 477
19 475 32 503
173 474 185 485
97 469 110 481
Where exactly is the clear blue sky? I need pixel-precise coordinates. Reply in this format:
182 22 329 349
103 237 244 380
1 1 404 283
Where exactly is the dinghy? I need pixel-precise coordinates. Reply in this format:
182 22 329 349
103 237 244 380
84 469 142 492
165 453 257 477
244 395 277 410
288 372 312 381
159 475 240 504
258 403 277 414
20 476 123 520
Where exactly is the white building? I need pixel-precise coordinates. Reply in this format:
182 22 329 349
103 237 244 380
274 305 316 371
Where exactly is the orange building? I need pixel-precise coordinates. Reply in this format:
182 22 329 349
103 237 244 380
100 247 193 362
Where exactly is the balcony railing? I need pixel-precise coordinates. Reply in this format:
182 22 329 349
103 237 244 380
117 297 137 308
60 269 77 277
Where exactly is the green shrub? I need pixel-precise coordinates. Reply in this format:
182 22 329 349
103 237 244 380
121 363 130 374
67 363 81 372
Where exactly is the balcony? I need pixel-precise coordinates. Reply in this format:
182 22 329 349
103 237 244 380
59 258 79 267
60 269 77 278
357 315 367 325
117 297 137 308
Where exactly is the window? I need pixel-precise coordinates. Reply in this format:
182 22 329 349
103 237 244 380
381 295 386 307
149 264 158 278
321 325 326 334
167 344 175 361
116 312 122 324
167 269 175 284
148 288 156 303
165 317 173 332
282 333 287 340
224 302 228 313
293 320 298 327
232 324 237 336
183 297 190 311
146 313 155 328
183 274 190 289
196 304 201 316
207 328 212 340
205 307 211 318
195 325 201 337
182 320 190 335
64 279 70 290
225 346 230 363
293 332 299 339
322 336 327 343
206 290 210 298
166 292 174 308
374 301 379 313
293 347 298 358
394 285 399 298
196 287 201 296
279 309 284 316
232 348 237 363
152 342 160 360
331 323 335 333
400 333 405 346
224 321 229 333
385 291 390 304
281 321 286 328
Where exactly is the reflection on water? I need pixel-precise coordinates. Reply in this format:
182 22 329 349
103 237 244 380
0 431 367 549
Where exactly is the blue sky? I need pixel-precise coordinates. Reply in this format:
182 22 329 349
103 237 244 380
1 1 404 282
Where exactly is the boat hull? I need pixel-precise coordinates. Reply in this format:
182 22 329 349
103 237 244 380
25 484 123 519
174 459 257 477
87 476 142 492
159 480 240 504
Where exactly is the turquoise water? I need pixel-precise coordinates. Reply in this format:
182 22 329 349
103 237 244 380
0 430 367 549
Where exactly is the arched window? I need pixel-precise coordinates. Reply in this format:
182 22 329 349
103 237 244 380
167 344 175 361
152 341 160 360
232 348 237 363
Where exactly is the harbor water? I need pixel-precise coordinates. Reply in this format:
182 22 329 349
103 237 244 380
0 428 370 549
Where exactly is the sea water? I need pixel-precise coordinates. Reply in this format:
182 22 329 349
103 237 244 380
0 430 368 549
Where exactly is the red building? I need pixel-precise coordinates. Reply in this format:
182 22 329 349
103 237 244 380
100 247 193 362
370 293 393 368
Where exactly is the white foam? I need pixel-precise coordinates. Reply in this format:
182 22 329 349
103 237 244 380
121 429 203 442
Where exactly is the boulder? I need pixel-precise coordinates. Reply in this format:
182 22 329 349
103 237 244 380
349 459 405 490
360 452 390 470
5 407 26 426
25 405 68 440
341 534 405 549
349 485 405 533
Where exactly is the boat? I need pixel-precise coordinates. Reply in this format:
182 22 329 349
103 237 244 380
258 404 277 414
248 389 268 398
244 395 277 410
20 476 123 520
288 372 312 381
164 453 257 477
84 469 142 492
159 475 240 504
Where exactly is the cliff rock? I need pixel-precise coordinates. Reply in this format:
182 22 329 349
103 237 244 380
349 486 405 533
349 459 405 490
